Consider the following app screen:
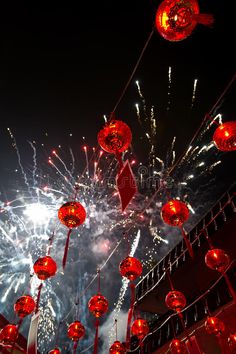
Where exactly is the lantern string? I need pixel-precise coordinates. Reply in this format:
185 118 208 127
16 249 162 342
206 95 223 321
110 27 155 117
73 341 78 354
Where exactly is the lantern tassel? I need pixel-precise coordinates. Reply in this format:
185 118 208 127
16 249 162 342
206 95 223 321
223 273 236 305
181 227 194 259
93 319 99 354
73 341 78 354
62 228 72 269
126 282 136 349
193 13 214 26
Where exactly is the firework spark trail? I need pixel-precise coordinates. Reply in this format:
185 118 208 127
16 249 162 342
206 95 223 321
83 146 90 178
191 78 198 109
135 103 142 126
7 128 31 193
167 66 172 111
52 150 76 186
28 141 37 187
69 148 75 175
48 159 74 192
135 80 148 122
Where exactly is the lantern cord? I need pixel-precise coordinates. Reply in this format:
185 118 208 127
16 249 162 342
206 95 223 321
62 228 73 269
110 27 155 116
73 341 78 354
180 226 194 259
93 319 99 354
35 282 43 314
125 282 136 349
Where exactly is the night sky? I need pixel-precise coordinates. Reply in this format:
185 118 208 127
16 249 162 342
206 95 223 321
0 0 235 353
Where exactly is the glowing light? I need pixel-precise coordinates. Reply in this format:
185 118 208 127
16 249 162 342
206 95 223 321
23 203 53 224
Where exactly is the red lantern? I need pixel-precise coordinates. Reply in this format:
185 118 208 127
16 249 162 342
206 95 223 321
228 333 236 350
67 321 85 342
205 249 230 273
109 340 126 354
0 324 18 344
169 339 187 354
205 316 225 335
213 121 236 151
33 256 57 280
119 256 142 281
155 0 213 42
97 120 132 155
131 318 149 341
48 348 61 354
58 201 86 268
165 290 186 313
58 201 86 228
161 200 189 226
14 295 36 318
88 293 108 318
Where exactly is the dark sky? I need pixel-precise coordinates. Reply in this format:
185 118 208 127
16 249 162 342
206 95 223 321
0 1 234 145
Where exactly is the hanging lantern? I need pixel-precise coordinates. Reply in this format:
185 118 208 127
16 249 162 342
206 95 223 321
119 256 142 281
161 200 193 258
58 201 86 268
131 318 149 341
169 339 187 354
161 200 189 226
88 293 109 318
48 348 61 354
67 321 85 342
165 290 186 313
228 333 236 350
205 249 230 273
14 295 36 318
33 256 57 280
97 120 132 155
213 121 236 151
155 0 213 42
109 340 126 354
205 316 225 335
0 324 18 344
58 201 86 228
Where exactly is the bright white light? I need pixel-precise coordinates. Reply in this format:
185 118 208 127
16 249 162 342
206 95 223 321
23 203 52 224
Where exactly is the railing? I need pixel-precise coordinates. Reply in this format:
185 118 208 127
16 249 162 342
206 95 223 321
131 267 236 353
135 183 236 304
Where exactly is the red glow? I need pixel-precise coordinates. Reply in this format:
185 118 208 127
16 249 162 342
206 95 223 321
58 201 86 228
98 120 132 154
165 290 186 312
205 316 225 335
161 200 189 226
131 318 149 340
109 341 126 354
88 293 108 318
33 256 57 280
119 256 142 281
14 295 36 318
67 321 85 342
213 121 236 151
205 248 230 273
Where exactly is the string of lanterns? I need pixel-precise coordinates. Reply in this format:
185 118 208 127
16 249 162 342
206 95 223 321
0 0 235 353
